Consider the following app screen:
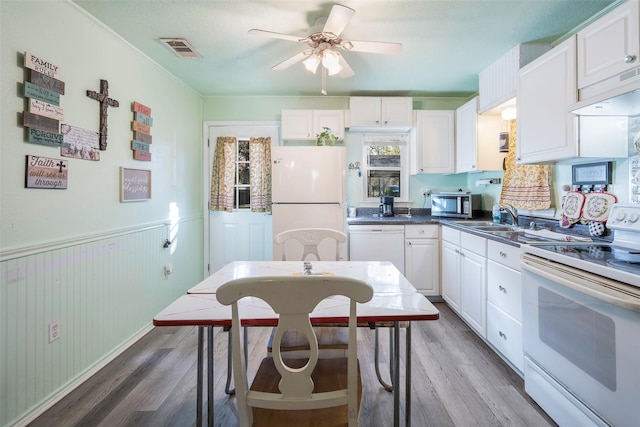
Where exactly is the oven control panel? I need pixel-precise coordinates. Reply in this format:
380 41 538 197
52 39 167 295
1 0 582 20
606 204 640 231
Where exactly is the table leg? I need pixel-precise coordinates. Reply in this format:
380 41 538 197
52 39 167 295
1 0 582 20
225 330 234 395
197 327 203 427
207 326 214 427
374 328 393 392
406 322 412 427
393 322 400 427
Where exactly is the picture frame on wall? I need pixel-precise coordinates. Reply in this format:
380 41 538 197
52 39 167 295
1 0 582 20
120 167 151 202
572 161 612 186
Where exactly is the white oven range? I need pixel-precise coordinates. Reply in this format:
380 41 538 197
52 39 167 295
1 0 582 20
521 204 640 427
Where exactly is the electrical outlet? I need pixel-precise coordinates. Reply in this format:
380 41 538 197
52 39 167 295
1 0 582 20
49 320 60 343
163 264 173 278
422 187 432 197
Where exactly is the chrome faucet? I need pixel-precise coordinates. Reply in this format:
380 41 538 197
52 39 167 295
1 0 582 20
499 203 519 227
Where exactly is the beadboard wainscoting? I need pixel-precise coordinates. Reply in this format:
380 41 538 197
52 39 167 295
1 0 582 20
0 217 203 427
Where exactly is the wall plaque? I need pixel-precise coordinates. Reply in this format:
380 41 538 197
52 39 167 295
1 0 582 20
25 155 67 189
120 167 151 202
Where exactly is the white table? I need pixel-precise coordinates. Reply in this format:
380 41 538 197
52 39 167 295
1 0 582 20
154 261 439 427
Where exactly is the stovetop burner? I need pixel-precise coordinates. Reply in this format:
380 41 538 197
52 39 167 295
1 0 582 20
523 204 640 288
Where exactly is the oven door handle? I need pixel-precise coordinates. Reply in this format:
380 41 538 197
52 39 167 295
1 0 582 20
522 255 640 312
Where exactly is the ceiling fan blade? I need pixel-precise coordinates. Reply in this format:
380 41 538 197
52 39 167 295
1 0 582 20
248 29 306 43
272 50 311 70
338 55 354 78
322 4 355 38
343 40 402 54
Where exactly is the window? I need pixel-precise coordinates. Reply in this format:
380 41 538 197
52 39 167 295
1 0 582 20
362 134 409 202
210 136 271 213
235 138 250 209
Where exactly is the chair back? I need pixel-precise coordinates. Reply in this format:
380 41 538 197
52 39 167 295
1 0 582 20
216 275 373 427
273 228 346 261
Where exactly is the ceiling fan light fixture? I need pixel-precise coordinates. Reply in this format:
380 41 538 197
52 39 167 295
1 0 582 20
303 54 321 73
322 49 342 75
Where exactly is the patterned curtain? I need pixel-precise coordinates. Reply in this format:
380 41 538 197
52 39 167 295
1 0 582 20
249 137 272 212
209 136 236 212
500 120 552 210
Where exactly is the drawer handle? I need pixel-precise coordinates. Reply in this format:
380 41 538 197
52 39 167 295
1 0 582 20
625 54 637 63
499 251 507 258
407 242 412 246
498 285 506 293
499 331 507 340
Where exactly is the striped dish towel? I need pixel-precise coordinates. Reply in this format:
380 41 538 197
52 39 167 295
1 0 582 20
500 120 552 210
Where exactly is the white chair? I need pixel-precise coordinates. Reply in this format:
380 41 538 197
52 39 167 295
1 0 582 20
216 275 373 427
273 228 346 262
271 228 349 357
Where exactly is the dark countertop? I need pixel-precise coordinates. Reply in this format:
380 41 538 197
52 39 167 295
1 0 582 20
347 214 579 248
347 214 439 225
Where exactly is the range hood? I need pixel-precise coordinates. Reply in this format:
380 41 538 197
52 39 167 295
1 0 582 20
571 66 640 116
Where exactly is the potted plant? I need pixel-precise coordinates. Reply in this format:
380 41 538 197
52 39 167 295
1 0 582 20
316 127 338 146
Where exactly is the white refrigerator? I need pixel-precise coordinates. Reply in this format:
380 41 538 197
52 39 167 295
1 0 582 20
271 146 347 261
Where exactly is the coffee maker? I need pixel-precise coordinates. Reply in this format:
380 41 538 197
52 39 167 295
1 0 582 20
380 196 394 217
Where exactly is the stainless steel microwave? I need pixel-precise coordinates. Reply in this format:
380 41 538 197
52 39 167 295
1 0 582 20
431 193 481 219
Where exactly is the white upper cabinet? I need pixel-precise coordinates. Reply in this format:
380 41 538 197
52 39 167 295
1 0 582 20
517 36 578 163
478 43 551 114
413 110 455 174
577 0 640 91
455 97 504 173
281 110 344 141
348 97 413 129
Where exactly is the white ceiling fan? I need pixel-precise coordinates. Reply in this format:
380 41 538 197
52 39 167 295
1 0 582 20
248 4 402 94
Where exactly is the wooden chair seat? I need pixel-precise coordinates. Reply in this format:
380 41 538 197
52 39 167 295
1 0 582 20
250 357 363 427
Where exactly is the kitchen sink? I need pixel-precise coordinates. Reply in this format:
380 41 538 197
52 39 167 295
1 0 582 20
471 225 520 231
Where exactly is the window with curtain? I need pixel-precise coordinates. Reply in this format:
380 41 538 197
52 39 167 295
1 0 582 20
210 136 271 212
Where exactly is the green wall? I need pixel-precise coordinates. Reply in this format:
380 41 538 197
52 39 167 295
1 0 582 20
1 2 204 425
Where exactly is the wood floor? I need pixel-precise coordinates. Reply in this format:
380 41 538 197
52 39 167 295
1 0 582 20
29 303 556 427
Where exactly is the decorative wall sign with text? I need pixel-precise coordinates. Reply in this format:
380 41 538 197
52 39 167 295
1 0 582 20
22 52 64 147
25 155 68 189
60 124 100 161
131 101 152 161
86 79 119 150
120 167 151 202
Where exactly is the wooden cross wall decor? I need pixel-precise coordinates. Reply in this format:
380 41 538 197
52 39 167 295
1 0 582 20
86 79 119 150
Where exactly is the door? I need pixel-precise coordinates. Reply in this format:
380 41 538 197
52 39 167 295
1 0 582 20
440 240 460 311
460 249 487 337
405 238 439 296
206 123 278 275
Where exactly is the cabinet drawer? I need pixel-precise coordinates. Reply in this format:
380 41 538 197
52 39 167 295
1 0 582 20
487 302 524 373
441 226 460 244
405 224 439 239
487 261 522 321
461 231 486 256
487 240 522 271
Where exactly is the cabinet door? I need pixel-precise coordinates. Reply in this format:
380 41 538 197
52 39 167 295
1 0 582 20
460 249 487 337
349 97 382 126
313 110 345 140
415 110 455 174
517 36 578 163
281 110 313 140
577 0 640 89
455 98 479 173
405 238 440 296
381 97 413 127
441 240 460 312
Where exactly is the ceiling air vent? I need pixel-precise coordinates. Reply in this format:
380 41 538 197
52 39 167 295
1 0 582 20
160 38 202 58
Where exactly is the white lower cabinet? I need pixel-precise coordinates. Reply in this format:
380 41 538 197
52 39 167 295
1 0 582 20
441 227 461 311
486 240 524 373
404 225 440 296
441 226 487 337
